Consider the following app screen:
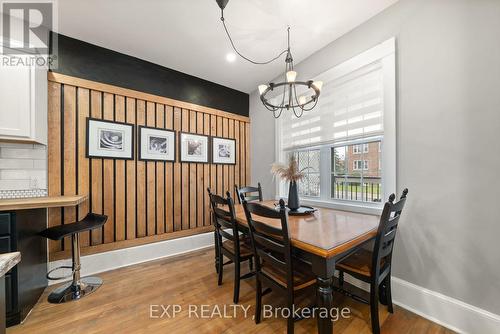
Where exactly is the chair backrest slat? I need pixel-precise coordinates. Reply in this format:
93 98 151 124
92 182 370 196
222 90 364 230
253 232 285 254
381 227 397 244
379 241 395 259
207 188 241 254
371 189 408 278
218 228 235 241
256 248 287 271
235 183 263 204
242 199 294 288
251 218 283 236
391 199 406 215
213 207 231 219
215 217 234 231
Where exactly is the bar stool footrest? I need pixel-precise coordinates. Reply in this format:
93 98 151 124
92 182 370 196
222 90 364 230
47 265 74 280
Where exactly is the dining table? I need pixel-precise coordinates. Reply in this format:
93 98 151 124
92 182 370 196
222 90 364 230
229 200 380 334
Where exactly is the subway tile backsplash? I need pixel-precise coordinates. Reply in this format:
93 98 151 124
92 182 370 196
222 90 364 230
0 143 47 199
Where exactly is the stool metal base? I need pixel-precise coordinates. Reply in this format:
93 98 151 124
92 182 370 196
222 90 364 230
47 277 103 304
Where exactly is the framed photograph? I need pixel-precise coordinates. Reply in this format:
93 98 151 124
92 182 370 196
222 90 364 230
86 118 134 159
212 137 236 165
179 132 209 163
139 126 176 162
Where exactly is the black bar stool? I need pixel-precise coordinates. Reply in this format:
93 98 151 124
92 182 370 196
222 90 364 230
39 213 108 303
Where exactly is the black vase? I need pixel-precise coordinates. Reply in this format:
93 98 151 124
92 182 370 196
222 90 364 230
288 181 300 211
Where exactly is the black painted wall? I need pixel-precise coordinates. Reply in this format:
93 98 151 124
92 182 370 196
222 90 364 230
49 33 249 117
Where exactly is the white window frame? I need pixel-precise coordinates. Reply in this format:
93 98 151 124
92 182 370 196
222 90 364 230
275 38 396 215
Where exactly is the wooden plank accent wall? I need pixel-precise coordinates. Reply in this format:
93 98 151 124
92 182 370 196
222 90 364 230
47 73 250 261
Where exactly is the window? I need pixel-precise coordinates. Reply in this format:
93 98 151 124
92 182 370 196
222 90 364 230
353 160 368 170
333 141 381 202
353 144 369 154
289 150 320 197
276 38 396 209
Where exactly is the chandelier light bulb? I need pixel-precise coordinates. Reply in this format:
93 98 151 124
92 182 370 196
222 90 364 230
286 71 297 83
258 84 268 95
312 81 323 91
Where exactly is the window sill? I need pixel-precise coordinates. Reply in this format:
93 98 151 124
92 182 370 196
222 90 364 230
277 197 383 216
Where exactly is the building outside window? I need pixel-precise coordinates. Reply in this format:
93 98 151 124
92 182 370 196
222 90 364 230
353 144 369 154
352 160 369 170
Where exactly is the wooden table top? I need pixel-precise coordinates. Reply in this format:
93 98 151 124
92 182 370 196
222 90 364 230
0 195 88 211
234 200 380 259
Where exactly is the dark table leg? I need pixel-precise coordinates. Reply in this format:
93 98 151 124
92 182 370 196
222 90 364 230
312 255 336 334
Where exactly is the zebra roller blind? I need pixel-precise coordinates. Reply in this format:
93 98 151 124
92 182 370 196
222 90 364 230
279 61 384 151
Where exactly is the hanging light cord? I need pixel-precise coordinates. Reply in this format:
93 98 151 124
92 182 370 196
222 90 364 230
220 8 288 65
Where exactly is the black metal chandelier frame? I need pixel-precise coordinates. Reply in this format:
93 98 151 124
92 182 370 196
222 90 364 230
258 28 321 118
216 0 322 119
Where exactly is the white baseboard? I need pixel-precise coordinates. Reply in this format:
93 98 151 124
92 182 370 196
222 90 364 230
48 232 214 285
391 277 500 334
339 273 500 333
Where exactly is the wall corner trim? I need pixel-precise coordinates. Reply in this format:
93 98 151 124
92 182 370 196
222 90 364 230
392 277 500 334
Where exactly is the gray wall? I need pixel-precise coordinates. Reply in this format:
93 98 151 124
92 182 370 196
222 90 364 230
250 0 500 315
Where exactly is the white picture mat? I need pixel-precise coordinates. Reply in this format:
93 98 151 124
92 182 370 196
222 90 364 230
180 133 208 162
212 137 235 164
140 127 175 161
88 119 133 158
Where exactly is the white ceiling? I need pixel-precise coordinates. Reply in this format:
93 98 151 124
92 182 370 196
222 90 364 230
56 0 398 93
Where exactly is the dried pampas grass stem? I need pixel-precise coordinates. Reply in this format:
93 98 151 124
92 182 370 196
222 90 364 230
271 155 307 182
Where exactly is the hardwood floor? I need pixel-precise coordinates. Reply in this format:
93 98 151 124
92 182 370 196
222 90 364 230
8 249 454 334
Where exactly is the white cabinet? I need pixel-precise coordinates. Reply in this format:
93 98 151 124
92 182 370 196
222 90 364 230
0 57 47 144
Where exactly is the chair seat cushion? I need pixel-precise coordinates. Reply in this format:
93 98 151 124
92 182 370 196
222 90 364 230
261 258 316 291
222 238 253 258
39 213 108 241
336 248 385 277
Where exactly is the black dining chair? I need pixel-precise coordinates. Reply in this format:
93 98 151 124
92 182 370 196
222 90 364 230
242 197 315 334
235 183 263 204
208 189 254 304
334 188 408 334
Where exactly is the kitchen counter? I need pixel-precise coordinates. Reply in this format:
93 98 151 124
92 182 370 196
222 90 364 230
0 252 21 334
0 195 87 211
0 252 20 277
0 195 87 326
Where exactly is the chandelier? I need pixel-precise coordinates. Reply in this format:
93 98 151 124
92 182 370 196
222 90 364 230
216 0 322 119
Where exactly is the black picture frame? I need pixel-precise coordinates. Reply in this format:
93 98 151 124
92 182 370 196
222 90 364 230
138 126 176 162
86 117 135 160
211 136 236 165
178 132 211 164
